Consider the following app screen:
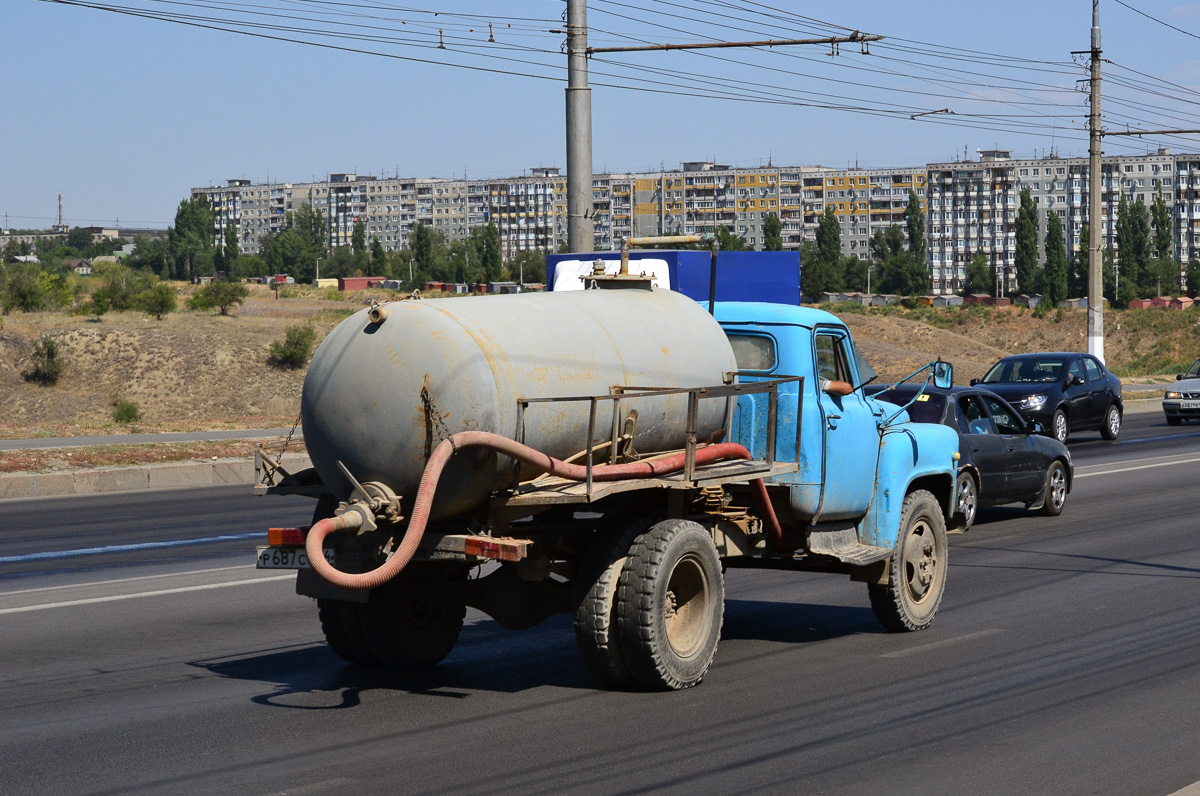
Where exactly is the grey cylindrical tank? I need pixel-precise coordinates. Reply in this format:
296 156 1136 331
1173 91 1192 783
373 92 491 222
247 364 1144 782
301 286 736 520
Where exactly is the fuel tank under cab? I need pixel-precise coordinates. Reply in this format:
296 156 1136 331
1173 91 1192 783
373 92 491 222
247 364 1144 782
301 287 737 520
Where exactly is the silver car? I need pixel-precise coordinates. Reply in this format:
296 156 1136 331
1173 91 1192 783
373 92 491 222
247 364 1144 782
1164 357 1200 425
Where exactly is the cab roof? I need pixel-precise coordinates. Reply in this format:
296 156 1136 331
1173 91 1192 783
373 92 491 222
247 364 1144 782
712 301 846 330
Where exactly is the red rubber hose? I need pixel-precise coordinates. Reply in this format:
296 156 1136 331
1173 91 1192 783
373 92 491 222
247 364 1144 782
306 431 786 590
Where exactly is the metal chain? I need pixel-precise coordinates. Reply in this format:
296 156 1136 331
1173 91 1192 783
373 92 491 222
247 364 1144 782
279 410 301 458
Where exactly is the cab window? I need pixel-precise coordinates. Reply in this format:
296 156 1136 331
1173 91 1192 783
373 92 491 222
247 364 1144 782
814 333 852 384
959 395 995 435
728 334 776 372
983 396 1024 435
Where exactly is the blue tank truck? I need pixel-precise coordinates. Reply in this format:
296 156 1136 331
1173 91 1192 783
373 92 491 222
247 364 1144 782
254 248 959 691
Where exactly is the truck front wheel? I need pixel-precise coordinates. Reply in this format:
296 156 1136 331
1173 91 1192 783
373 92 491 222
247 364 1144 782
869 489 947 632
359 564 468 669
617 519 724 690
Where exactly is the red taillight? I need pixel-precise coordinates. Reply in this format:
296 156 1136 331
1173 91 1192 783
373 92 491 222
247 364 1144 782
268 527 308 546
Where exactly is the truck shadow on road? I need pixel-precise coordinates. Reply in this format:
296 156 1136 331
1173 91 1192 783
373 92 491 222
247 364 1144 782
189 601 876 705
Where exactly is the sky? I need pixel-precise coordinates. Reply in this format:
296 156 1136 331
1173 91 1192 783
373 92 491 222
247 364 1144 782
5 0 1200 230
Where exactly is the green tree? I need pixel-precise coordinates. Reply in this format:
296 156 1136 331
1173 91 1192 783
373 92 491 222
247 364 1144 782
963 254 993 296
322 247 359 279
481 222 502 282
269 325 317 368
92 262 154 311
352 218 367 256
715 225 750 252
1042 211 1069 308
816 207 841 267
1187 260 1200 297
138 282 177 320
1115 194 1136 296
235 254 268 278
762 213 783 251
1069 224 1090 298
2 264 45 312
66 227 93 251
370 238 387 275
508 249 546 284
23 336 64 385
410 222 436 279
168 195 215 281
223 221 240 274
904 189 925 258
801 240 842 298
188 279 248 316
1015 188 1040 294
1152 188 1173 262
842 255 869 293
127 235 171 276
1130 197 1152 296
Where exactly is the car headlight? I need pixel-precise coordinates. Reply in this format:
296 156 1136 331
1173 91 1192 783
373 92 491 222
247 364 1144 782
1165 391 1181 399
1019 394 1048 410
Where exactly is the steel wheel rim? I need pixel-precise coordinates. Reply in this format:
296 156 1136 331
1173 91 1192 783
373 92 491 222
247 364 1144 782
1049 467 1066 511
663 553 711 659
1055 412 1068 442
902 519 938 604
1108 408 1120 436
957 475 977 526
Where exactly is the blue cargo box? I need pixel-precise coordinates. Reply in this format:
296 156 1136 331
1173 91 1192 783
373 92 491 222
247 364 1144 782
546 250 801 306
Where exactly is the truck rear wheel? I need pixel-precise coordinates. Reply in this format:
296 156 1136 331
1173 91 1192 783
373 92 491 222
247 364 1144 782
573 520 651 687
617 519 724 690
317 599 377 665
869 489 947 632
359 564 468 669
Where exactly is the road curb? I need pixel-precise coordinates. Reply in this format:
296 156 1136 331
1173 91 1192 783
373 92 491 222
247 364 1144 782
0 454 313 500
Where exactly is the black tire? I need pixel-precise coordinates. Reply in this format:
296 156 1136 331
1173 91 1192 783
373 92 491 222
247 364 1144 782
359 564 468 669
573 520 651 687
1166 416 1182 426
1051 408 1069 444
617 519 724 690
952 471 978 533
1100 404 1121 440
317 599 378 665
869 490 947 632
1039 460 1068 517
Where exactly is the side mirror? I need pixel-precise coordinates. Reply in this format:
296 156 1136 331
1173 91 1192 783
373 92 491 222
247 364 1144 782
969 378 979 386
932 361 953 389
1178 374 1185 381
1069 375 1085 386
1027 419 1044 434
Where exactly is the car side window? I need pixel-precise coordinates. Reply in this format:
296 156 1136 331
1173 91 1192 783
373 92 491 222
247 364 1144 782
1067 359 1087 384
959 395 995 435
1084 357 1103 382
983 396 1024 435
814 333 851 384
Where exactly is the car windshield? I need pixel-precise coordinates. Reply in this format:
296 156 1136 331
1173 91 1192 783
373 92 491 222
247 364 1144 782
982 358 1065 384
873 389 946 424
1187 358 1200 379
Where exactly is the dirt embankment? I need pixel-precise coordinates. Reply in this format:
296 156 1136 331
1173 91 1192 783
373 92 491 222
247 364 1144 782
1 290 1196 445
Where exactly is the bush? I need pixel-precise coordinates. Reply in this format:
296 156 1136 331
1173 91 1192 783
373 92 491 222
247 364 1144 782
138 283 177 320
111 397 142 424
269 325 317 368
188 280 249 315
23 335 64 385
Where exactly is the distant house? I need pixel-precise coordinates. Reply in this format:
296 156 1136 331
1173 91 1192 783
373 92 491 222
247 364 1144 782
1012 293 1043 308
91 255 120 267
1170 296 1195 310
964 293 1010 306
194 275 214 285
448 283 470 295
870 294 899 307
379 279 404 291
72 261 92 276
1126 298 1154 309
1058 297 1089 309
338 276 385 291
315 278 339 289
1150 296 1172 308
913 295 936 307
932 295 963 307
963 293 990 306
820 291 846 303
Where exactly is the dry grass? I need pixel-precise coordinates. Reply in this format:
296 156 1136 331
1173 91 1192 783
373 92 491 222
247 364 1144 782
0 439 306 474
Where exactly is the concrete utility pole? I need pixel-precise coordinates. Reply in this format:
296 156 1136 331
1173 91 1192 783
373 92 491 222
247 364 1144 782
565 0 593 254
1087 0 1104 361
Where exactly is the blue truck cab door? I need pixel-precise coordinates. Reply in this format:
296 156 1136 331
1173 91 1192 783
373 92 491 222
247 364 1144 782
811 326 879 519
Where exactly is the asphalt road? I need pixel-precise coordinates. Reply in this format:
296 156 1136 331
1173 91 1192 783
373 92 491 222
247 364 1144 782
2 412 1199 795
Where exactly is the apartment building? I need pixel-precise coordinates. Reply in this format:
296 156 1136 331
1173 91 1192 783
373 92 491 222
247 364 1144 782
926 148 1181 295
806 167 927 259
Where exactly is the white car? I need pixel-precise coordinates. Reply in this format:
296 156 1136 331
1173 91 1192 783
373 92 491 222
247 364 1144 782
1164 357 1200 426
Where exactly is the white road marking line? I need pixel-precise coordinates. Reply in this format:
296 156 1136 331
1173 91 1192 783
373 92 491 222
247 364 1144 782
1075 450 1200 470
0 575 294 615
0 564 256 597
0 532 265 564
1075 456 1200 478
880 628 1001 658
1167 781 1200 796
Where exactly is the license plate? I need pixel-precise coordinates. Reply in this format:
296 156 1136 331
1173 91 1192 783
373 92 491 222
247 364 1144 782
1180 400 1200 409
256 546 335 569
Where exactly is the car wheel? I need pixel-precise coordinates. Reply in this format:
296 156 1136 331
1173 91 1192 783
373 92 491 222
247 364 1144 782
1039 461 1068 517
952 471 977 533
1100 404 1121 440
1166 416 1182 427
1051 409 1069 444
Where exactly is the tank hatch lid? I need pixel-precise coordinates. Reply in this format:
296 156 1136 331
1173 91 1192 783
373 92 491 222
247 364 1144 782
583 259 654 290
